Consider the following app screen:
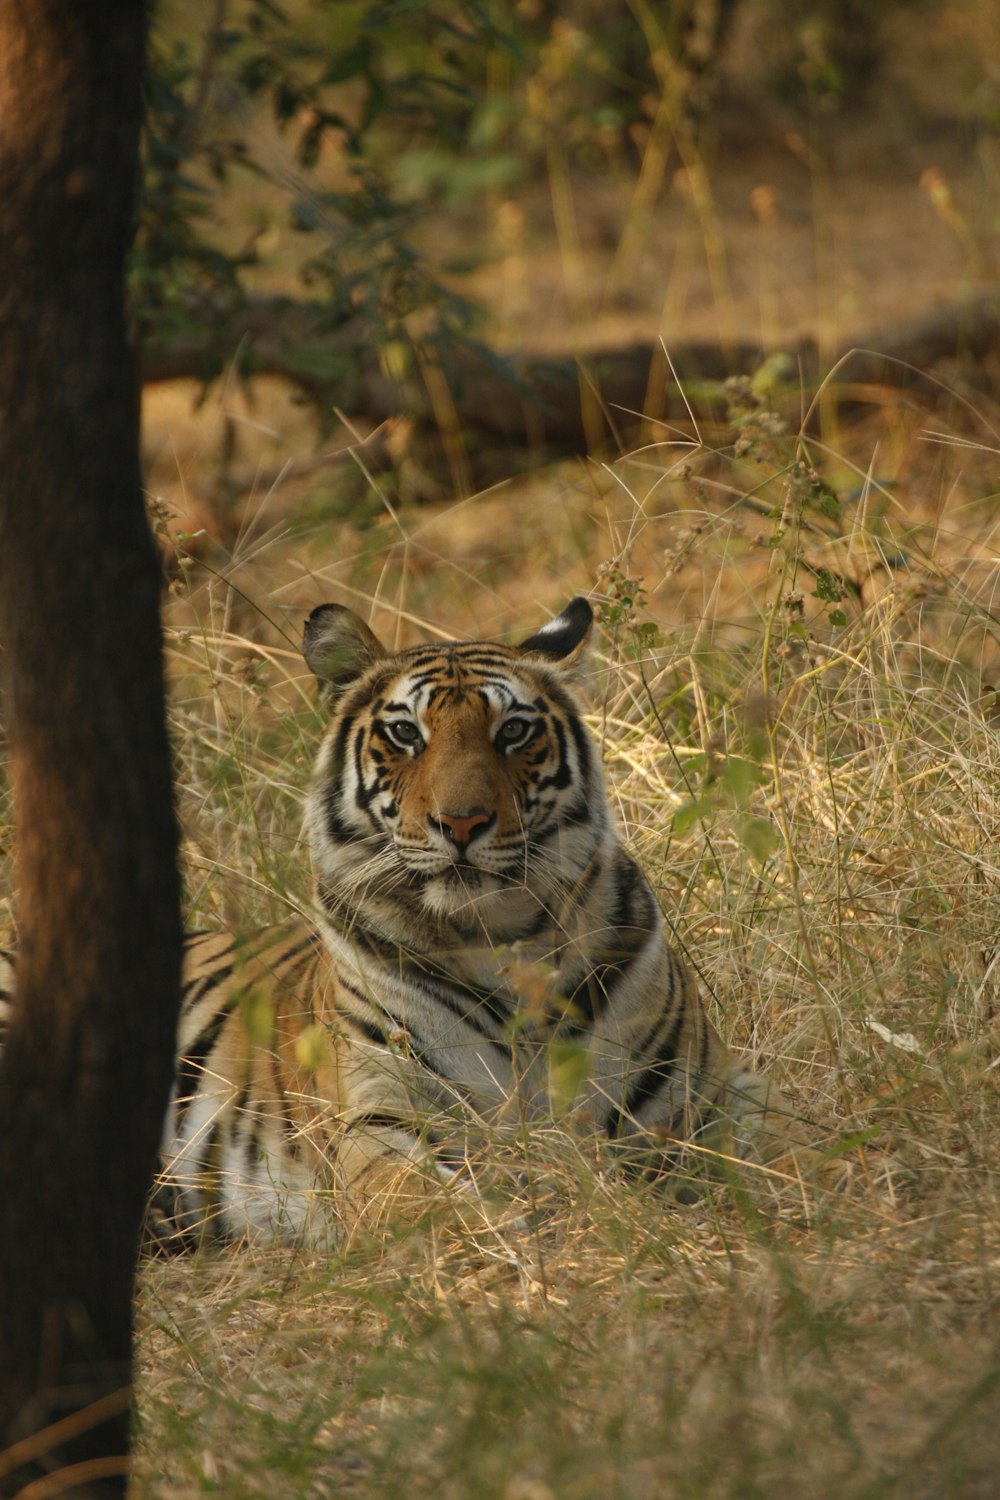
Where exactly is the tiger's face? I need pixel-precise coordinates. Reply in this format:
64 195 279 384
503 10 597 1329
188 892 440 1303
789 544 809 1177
302 599 604 934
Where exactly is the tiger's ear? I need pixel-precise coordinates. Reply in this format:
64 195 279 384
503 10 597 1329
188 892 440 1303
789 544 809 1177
518 597 593 670
303 604 387 698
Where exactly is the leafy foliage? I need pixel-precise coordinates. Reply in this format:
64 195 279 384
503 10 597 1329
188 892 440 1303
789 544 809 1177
137 0 516 377
136 0 941 387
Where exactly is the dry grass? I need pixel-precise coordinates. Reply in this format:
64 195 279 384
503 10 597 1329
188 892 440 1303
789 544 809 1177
3 8 998 1491
117 370 1000 1498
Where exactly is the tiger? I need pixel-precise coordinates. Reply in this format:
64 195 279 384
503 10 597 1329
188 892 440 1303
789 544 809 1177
1 597 791 1247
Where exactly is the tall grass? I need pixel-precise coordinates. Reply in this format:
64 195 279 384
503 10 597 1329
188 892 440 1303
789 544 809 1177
123 381 1000 1498
2 7 997 1492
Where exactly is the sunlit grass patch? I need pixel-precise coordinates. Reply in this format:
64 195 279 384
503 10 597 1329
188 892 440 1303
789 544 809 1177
5 342 1000 1495
118 381 1000 1497
134 1143 1000 1499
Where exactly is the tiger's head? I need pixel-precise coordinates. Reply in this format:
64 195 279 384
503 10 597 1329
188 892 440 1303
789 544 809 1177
302 598 607 940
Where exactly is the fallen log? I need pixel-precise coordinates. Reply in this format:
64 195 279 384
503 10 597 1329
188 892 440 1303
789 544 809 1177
140 288 1000 486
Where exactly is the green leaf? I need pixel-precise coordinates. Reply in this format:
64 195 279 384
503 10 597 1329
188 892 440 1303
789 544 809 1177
548 1039 591 1114
811 568 844 604
633 621 662 651
322 41 371 87
673 797 711 836
749 352 795 398
738 815 779 865
380 341 412 382
720 756 765 808
241 985 274 1047
279 346 356 382
295 1024 328 1072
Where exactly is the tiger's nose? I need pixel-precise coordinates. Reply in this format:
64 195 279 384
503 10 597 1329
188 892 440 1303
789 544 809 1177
431 809 493 846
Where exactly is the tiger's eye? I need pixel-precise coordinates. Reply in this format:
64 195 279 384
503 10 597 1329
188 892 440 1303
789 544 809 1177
496 716 530 748
387 719 420 746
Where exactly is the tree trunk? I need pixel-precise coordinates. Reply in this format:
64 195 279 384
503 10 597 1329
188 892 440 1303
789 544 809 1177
0 4 181 1496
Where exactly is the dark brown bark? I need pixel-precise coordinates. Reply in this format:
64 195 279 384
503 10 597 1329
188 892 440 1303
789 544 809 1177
0 4 182 1496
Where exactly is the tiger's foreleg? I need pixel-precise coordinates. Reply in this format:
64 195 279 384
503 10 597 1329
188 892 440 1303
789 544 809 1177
330 1035 499 1240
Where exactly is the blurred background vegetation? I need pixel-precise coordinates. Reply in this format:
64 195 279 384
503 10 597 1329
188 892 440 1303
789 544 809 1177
141 0 976 352
140 0 999 516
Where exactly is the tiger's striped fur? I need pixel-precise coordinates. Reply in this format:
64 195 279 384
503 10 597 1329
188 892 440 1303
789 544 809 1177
2 598 788 1246
161 596 787 1243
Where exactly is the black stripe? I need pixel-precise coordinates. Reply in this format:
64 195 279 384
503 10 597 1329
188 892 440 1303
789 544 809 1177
175 930 318 1125
181 957 235 1010
565 952 639 1030
696 1007 710 1081
268 1043 301 1160
273 939 323 993
558 794 592 828
344 1111 420 1134
609 856 641 927
320 914 400 964
174 1004 240 1123
606 991 686 1138
353 727 379 816
249 929 321 970
404 958 513 1034
336 971 509 1088
335 976 391 1042
405 647 512 672
620 1011 689 1126
324 792 369 847
342 1112 467 1175
339 1016 391 1051
535 717 572 792
566 710 593 773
